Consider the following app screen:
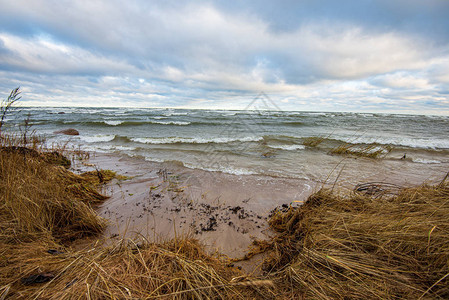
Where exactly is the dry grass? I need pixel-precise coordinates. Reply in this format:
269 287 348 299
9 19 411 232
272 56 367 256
302 136 327 147
261 182 449 299
1 237 267 299
0 147 107 243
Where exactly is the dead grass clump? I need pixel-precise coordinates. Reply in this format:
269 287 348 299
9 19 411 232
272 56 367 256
41 150 72 168
1 237 264 299
0 145 71 168
261 184 449 299
0 147 107 243
302 136 326 147
331 142 392 158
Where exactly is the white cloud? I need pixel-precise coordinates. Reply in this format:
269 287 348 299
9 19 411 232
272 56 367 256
0 1 448 113
0 33 135 75
373 72 431 89
428 57 449 84
292 27 427 79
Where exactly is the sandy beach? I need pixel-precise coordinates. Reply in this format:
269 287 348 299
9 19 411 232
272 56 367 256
74 150 449 259
73 152 314 259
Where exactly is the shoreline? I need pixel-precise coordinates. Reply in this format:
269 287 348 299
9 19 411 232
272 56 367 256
73 151 317 259
73 150 448 258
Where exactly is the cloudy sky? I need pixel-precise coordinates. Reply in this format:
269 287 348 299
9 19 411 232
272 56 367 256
1 0 448 114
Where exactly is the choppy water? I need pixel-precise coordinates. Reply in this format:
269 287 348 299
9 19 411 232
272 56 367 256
5 107 449 181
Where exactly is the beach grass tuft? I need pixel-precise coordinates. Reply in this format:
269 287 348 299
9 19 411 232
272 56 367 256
302 135 327 147
260 182 449 299
0 146 108 243
1 237 265 299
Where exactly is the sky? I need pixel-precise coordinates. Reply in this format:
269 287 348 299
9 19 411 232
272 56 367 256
0 0 449 114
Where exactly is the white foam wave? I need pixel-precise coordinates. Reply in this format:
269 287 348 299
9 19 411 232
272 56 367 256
305 112 327 116
425 115 448 120
412 158 441 164
131 136 262 144
110 111 128 115
114 145 136 151
79 146 108 153
337 136 449 150
151 121 191 125
143 157 166 163
142 157 255 175
95 145 136 151
183 163 256 175
267 144 306 151
167 112 188 116
218 111 237 116
80 135 116 143
104 120 123 126
143 156 309 178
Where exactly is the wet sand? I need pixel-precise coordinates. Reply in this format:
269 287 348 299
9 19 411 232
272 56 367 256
73 153 315 259
73 151 449 260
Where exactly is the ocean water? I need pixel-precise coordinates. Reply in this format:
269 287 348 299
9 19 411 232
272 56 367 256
5 107 449 182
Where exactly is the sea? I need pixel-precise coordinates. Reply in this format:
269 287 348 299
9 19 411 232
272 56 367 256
5 107 449 183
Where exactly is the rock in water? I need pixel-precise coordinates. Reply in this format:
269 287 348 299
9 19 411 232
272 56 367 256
54 128 79 135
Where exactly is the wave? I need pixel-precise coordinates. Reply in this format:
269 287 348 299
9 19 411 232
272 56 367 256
50 120 193 127
104 120 123 126
359 113 375 117
152 121 191 126
20 117 227 127
112 120 190 126
189 164 256 176
263 135 303 144
412 158 442 164
99 145 136 151
333 136 449 150
245 121 306 127
141 156 256 175
79 135 116 143
131 136 263 145
267 144 306 151
303 112 328 116
165 112 189 116
102 120 191 126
